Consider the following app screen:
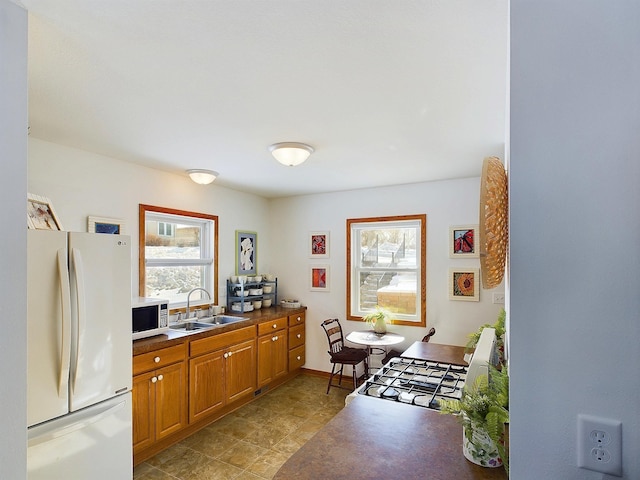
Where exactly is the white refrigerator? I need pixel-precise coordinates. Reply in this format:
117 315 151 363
27 230 133 479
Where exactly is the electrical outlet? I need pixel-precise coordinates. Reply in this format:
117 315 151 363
577 414 622 476
590 429 611 446
492 293 505 304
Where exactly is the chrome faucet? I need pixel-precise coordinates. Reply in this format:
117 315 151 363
186 288 211 319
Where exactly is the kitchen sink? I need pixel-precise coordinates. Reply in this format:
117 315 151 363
169 321 217 331
169 315 249 332
199 315 249 325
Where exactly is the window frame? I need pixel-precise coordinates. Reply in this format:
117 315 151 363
346 214 426 327
138 204 218 306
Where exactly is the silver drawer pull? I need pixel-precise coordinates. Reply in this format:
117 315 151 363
154 356 160 363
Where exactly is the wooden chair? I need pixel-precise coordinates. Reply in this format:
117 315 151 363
381 327 436 364
421 327 436 343
321 318 369 394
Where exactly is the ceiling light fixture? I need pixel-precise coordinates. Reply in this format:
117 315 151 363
187 169 219 185
269 142 314 167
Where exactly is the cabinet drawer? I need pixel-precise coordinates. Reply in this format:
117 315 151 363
288 324 305 349
257 317 287 336
289 345 305 370
288 311 305 327
133 343 186 376
190 326 255 357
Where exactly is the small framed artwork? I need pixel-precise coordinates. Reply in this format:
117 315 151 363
88 216 126 234
449 225 479 258
310 265 330 292
27 193 63 230
449 268 480 302
236 230 257 275
309 231 330 258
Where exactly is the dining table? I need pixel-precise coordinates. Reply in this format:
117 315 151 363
345 329 405 373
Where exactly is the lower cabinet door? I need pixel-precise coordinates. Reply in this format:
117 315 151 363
257 334 275 387
226 339 256 403
272 334 288 380
257 333 288 387
189 350 225 423
155 361 188 440
132 371 155 455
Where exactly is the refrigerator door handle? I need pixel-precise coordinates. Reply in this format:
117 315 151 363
70 247 86 394
57 248 71 397
27 396 127 448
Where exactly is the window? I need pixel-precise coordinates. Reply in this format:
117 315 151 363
347 214 426 326
157 222 174 237
139 205 218 306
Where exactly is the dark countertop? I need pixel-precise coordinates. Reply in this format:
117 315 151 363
401 341 470 365
132 306 306 355
274 342 507 480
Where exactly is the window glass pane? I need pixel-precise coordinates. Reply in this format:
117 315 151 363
358 271 417 315
145 221 202 259
145 265 207 303
357 225 417 267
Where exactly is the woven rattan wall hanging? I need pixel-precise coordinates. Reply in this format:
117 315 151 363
479 157 508 289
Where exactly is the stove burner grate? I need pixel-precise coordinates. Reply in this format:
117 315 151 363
359 356 467 410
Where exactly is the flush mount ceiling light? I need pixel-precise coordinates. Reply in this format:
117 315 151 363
187 169 219 185
269 142 314 166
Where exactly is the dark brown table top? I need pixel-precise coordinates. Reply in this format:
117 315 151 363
274 342 507 480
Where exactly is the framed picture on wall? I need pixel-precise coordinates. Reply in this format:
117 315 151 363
449 225 479 258
88 216 126 234
27 193 63 230
236 230 257 275
449 268 480 301
309 231 330 258
310 265 330 291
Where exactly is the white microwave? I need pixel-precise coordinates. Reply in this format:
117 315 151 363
132 297 170 340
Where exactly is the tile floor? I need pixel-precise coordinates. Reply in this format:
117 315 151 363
133 374 350 480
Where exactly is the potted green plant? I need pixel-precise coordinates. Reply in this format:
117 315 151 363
362 305 393 334
439 364 509 473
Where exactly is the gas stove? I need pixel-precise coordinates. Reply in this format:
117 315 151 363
345 327 497 410
346 356 467 410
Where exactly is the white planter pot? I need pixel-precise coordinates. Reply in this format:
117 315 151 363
372 317 387 333
462 424 503 468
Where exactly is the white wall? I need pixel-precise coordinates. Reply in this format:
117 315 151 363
28 138 272 304
269 179 504 374
510 1 640 478
0 1 27 478
30 139 504 378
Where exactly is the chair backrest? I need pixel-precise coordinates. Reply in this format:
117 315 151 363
321 318 345 354
421 327 436 343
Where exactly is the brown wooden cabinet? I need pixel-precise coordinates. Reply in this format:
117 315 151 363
257 317 288 387
132 343 187 457
189 326 256 423
287 312 306 371
133 308 306 466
